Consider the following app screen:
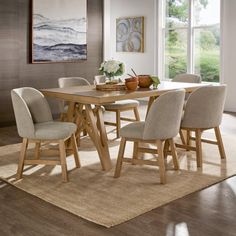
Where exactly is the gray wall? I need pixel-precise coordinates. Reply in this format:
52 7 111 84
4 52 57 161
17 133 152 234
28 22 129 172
0 0 103 126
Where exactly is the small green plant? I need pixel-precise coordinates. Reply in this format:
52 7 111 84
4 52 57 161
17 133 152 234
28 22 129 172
150 76 160 89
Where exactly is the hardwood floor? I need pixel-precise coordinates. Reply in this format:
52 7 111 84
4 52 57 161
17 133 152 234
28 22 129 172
1 107 236 236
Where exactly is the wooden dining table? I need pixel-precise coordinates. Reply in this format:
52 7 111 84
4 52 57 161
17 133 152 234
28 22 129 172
41 81 207 171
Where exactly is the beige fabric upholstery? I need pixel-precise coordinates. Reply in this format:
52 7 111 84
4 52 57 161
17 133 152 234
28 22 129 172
58 77 91 113
58 77 90 87
35 121 77 140
172 74 201 83
103 99 139 110
181 85 227 129
120 122 145 139
11 87 77 140
120 90 185 140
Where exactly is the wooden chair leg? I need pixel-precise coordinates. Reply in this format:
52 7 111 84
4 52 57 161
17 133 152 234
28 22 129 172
116 110 121 139
133 107 140 121
59 113 66 121
195 129 203 168
114 138 126 178
132 141 139 164
179 129 186 145
156 140 166 184
16 138 28 180
186 130 191 151
82 129 87 136
214 126 226 159
59 140 68 182
34 141 41 160
70 134 81 168
164 140 170 159
169 138 179 170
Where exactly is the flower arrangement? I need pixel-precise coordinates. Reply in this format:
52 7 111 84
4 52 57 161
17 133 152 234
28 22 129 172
99 60 125 81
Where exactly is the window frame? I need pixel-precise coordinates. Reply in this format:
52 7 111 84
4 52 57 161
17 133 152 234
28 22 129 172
160 0 222 81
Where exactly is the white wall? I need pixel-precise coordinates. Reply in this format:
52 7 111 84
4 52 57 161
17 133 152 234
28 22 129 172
104 0 236 112
104 0 157 78
221 0 236 112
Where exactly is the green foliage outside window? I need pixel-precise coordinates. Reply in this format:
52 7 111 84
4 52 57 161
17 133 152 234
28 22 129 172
165 0 220 82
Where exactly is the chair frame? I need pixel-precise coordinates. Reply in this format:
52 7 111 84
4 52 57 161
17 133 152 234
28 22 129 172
17 133 80 182
104 105 140 138
177 126 226 167
114 137 179 184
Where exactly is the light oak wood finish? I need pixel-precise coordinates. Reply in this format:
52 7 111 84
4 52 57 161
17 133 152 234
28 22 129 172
41 82 206 105
104 106 140 138
41 81 207 171
114 137 179 184
16 134 80 182
176 126 226 168
0 111 235 235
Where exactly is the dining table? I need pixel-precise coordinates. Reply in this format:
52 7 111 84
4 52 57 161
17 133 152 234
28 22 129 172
41 81 207 171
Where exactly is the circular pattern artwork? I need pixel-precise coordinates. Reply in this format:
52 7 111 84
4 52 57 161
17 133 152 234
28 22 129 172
116 17 144 52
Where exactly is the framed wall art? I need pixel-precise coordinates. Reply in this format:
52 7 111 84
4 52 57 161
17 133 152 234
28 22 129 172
31 0 87 63
116 16 144 53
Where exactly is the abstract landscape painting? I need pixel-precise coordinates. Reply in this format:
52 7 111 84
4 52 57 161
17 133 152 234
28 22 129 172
116 17 144 53
31 0 87 63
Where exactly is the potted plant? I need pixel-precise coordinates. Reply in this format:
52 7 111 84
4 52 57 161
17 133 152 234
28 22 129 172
99 60 125 84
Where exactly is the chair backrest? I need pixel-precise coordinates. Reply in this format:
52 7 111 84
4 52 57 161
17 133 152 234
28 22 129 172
172 74 201 83
58 77 90 88
143 89 185 140
181 85 227 129
11 87 53 138
94 75 106 85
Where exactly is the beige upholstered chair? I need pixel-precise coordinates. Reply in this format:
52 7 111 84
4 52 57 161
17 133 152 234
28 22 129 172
172 73 202 83
114 89 185 184
172 73 201 101
177 85 227 168
11 87 80 182
58 77 93 143
94 75 141 138
58 77 91 121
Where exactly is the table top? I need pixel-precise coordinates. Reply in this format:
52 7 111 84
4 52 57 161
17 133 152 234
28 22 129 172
41 81 210 105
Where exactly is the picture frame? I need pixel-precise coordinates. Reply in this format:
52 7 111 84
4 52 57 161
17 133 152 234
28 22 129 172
116 16 144 53
30 0 87 63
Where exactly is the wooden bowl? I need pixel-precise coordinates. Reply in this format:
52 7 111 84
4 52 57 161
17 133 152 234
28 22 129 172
125 77 139 83
125 80 138 90
138 75 153 88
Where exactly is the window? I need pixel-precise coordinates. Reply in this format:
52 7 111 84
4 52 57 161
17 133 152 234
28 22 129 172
162 0 221 82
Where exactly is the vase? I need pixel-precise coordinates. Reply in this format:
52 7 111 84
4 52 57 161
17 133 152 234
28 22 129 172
106 76 118 84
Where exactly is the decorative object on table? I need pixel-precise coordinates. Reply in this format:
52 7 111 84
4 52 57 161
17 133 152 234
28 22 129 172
96 83 126 91
125 77 139 90
138 75 153 88
129 68 152 88
150 76 160 89
95 75 126 91
94 75 106 85
128 68 160 89
116 16 144 52
31 0 87 63
99 59 125 82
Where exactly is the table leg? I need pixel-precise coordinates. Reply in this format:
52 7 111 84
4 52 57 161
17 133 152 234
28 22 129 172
145 96 156 119
85 104 112 171
66 102 76 122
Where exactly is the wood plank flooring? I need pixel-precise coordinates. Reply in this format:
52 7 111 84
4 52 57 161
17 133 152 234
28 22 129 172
1 107 236 236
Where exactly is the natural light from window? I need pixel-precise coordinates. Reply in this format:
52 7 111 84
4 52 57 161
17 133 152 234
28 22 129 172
163 0 221 82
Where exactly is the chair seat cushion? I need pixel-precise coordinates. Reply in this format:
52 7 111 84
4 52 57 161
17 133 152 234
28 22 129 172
34 121 77 140
103 99 139 110
120 121 145 139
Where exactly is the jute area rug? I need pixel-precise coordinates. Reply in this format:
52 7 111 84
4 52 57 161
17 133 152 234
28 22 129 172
0 132 235 228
